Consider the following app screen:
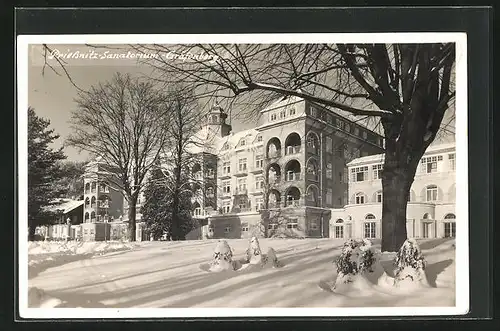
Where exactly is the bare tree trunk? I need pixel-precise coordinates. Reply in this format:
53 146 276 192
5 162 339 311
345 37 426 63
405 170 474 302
381 146 418 252
128 197 137 242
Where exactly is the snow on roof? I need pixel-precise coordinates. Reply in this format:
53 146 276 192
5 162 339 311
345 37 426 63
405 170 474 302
260 95 305 113
43 199 84 214
217 128 260 151
347 142 456 167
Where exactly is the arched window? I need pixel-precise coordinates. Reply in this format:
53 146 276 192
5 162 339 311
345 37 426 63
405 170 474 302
99 183 107 192
364 214 376 238
85 183 90 193
206 186 214 197
426 185 438 201
91 196 96 207
268 189 281 208
85 197 90 206
266 137 282 158
91 182 97 193
267 163 281 184
334 219 344 238
90 211 96 221
444 213 456 219
306 185 319 207
444 213 456 238
306 158 319 181
84 212 89 222
285 132 301 155
423 213 431 219
285 159 301 181
306 132 320 154
286 187 301 207
355 192 366 204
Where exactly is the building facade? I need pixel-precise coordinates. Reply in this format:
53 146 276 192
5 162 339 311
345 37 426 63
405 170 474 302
191 96 385 239
81 158 126 241
330 142 456 240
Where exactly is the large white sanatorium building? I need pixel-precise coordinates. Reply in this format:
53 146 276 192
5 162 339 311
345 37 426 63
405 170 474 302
69 96 456 242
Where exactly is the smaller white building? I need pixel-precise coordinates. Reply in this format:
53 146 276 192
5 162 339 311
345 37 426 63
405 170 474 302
330 142 456 240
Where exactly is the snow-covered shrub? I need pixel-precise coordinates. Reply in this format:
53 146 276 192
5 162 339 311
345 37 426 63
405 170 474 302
393 238 429 287
245 236 263 265
333 239 383 291
209 240 235 272
263 247 281 268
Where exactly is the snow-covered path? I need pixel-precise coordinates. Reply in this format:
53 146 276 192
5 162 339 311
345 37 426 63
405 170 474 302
28 238 456 308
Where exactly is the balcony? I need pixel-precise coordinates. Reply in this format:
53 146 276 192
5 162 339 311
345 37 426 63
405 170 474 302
285 145 301 155
250 166 264 174
285 200 300 208
234 188 248 195
306 173 320 182
234 168 248 177
267 151 282 160
219 172 231 180
285 172 301 182
98 201 110 208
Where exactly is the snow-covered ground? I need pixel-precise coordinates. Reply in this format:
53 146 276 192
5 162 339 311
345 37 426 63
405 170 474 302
27 238 455 309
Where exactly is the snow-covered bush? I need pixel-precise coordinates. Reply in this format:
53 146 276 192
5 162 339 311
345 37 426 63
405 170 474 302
333 239 381 291
245 236 263 265
263 247 281 268
393 238 429 287
209 240 235 272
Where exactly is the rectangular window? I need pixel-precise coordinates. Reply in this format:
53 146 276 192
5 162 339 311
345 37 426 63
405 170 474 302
286 218 299 229
449 153 455 171
351 166 369 182
310 106 317 117
335 225 344 238
238 158 247 172
372 164 383 179
224 226 231 233
326 136 333 153
257 135 263 142
255 155 264 169
421 156 442 173
223 162 231 174
206 168 214 177
355 194 365 204
255 176 264 190
335 118 343 129
237 178 247 193
240 139 246 146
238 198 249 211
326 189 333 205
222 180 231 195
255 197 264 211
354 127 359 136
270 113 277 121
444 222 456 238
241 222 249 232
268 223 279 230
426 187 438 201
90 228 95 235
222 201 231 214
279 110 286 119
289 108 296 116
364 222 376 239
362 131 368 139
326 163 333 179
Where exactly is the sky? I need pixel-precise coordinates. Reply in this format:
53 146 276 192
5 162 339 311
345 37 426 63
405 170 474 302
27 44 255 162
27 44 455 162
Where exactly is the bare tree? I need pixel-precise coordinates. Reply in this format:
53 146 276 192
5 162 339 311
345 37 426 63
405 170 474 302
155 88 209 240
138 43 455 252
67 73 172 241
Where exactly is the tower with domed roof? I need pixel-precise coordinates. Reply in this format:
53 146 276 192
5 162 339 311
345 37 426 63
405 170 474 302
207 101 232 138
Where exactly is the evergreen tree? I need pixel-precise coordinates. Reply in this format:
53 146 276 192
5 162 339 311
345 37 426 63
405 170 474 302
141 167 196 240
28 107 67 240
58 160 87 200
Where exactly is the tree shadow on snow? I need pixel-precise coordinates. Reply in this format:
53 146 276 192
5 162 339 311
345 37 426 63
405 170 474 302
28 253 94 279
425 259 454 288
418 238 453 251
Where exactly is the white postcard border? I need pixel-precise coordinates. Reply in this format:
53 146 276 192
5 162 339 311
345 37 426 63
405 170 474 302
17 32 469 318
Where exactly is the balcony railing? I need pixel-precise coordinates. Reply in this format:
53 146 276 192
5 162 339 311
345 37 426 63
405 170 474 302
234 188 248 195
285 172 301 181
285 200 300 207
98 201 110 208
267 151 282 159
285 145 301 155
